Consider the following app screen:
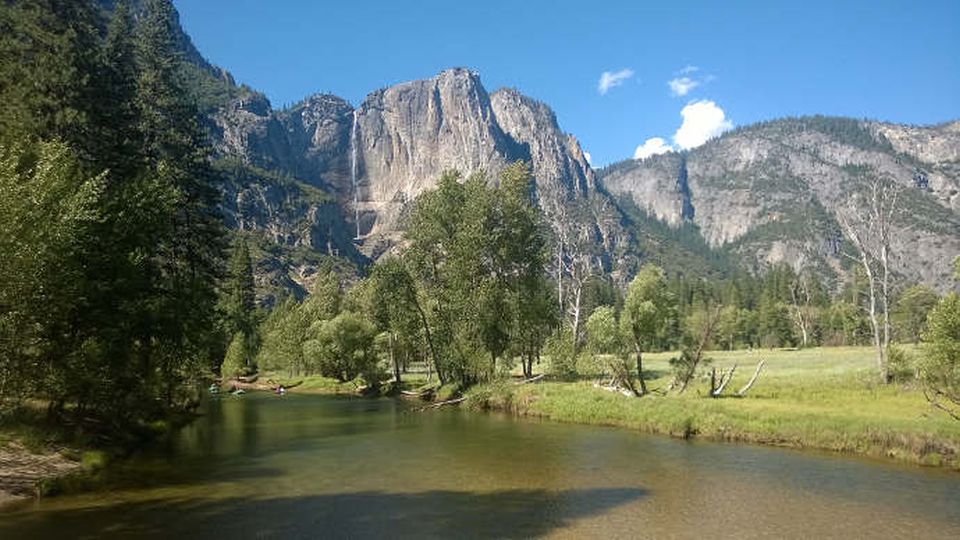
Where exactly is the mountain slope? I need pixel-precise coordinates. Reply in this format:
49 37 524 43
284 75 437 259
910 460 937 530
212 68 632 271
600 116 960 288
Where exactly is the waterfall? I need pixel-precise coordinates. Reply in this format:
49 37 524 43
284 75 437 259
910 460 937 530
350 109 361 240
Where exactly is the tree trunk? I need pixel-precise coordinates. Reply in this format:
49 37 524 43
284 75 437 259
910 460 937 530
635 348 647 395
570 282 583 351
861 252 887 383
390 333 401 384
413 298 442 384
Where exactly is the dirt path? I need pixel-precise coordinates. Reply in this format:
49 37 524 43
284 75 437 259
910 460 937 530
0 442 82 509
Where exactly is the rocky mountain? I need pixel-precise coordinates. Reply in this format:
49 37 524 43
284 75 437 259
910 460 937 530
99 1 958 297
600 117 960 288
212 68 630 284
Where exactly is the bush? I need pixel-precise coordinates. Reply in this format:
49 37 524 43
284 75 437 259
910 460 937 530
544 329 578 380
920 293 960 418
887 345 916 383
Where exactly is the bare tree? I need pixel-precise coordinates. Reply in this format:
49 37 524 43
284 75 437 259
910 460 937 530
790 273 813 348
837 177 902 383
547 197 599 350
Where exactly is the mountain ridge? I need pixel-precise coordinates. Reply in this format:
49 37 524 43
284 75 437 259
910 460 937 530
100 1 957 295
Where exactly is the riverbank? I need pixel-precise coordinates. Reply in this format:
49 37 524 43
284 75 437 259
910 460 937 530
0 441 86 509
466 346 960 470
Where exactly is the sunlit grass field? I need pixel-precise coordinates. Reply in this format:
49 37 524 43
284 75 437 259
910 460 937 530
468 346 960 469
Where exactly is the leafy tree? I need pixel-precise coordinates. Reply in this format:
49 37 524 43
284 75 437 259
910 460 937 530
585 306 637 395
303 312 380 385
921 293 960 420
403 164 551 385
620 265 673 395
133 0 226 406
0 141 104 407
544 328 579 381
368 258 427 383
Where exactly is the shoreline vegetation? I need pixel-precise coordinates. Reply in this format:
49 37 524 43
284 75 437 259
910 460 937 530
2 345 957 509
465 346 960 470
218 345 960 470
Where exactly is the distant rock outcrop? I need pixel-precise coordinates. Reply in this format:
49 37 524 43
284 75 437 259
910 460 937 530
600 117 960 288
211 68 629 268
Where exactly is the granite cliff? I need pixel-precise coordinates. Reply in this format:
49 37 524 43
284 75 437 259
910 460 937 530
600 117 960 288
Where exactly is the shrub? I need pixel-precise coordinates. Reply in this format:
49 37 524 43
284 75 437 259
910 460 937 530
887 345 916 383
544 329 578 380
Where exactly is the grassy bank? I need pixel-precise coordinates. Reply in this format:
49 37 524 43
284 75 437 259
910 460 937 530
466 346 960 470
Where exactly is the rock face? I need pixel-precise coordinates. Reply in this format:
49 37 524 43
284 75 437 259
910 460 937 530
212 68 627 265
351 69 522 241
600 117 960 288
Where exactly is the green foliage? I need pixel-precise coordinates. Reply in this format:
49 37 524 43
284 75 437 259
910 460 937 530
544 329 579 381
921 293 960 419
221 332 254 379
886 345 916 383
367 258 426 381
585 306 633 391
892 285 940 343
758 301 796 348
621 265 673 352
585 307 623 355
222 236 258 339
403 164 552 384
0 141 105 405
303 312 380 385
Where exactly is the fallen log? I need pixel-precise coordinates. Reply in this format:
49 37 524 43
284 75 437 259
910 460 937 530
593 382 638 397
515 374 545 385
416 396 467 411
400 389 433 399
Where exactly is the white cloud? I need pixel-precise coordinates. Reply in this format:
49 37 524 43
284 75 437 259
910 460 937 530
679 65 700 75
668 76 700 97
583 151 592 165
673 100 732 150
597 68 634 95
634 137 673 160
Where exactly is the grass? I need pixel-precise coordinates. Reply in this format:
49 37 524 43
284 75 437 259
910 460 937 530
466 346 960 470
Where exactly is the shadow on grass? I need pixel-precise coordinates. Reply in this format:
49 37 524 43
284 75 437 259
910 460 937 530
0 487 648 539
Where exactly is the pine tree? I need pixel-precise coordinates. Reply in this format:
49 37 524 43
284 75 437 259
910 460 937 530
135 0 225 406
0 1 102 154
223 237 256 337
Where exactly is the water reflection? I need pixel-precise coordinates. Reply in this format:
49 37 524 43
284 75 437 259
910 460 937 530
2 394 959 539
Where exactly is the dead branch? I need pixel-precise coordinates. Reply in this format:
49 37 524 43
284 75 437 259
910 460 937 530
709 364 738 397
515 374 545 385
416 396 467 411
923 386 960 421
736 359 766 397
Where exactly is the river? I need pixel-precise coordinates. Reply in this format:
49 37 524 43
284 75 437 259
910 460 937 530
2 393 959 538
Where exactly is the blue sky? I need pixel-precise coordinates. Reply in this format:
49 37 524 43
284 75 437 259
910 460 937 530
175 0 960 167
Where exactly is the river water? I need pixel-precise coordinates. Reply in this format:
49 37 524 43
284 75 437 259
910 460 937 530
2 393 959 539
